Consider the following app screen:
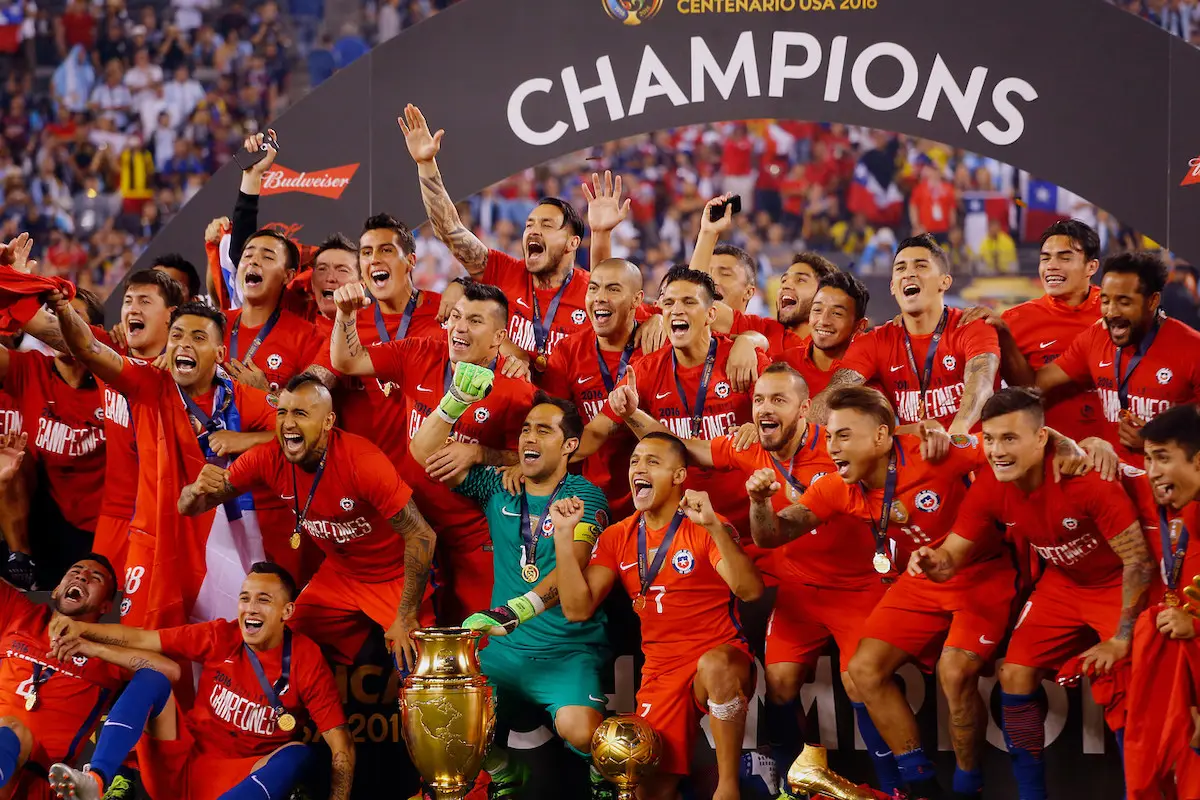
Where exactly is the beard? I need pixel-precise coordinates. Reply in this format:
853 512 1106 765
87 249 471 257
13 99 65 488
778 300 811 327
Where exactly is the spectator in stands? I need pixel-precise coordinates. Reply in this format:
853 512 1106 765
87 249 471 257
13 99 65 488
909 163 956 242
976 216 1019 274
90 60 133 130
51 44 93 114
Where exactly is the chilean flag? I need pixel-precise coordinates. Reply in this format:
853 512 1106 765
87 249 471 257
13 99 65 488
1021 178 1071 243
0 4 21 54
961 191 1014 252
847 159 905 226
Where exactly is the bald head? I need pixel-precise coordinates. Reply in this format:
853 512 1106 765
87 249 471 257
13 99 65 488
588 258 646 338
276 376 336 465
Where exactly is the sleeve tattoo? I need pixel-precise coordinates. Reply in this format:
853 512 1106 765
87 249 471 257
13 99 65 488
330 746 354 800
952 353 1000 432
418 174 488 271
1108 524 1154 641
390 500 437 618
806 369 865 424
750 500 820 548
341 318 363 359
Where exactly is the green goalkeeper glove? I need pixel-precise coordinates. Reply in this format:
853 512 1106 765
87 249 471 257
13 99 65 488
436 361 495 424
462 591 545 637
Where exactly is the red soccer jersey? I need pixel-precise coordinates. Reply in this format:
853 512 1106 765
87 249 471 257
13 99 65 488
730 310 804 356
1002 287 1105 443
708 427 880 589
0 389 21 435
800 433 989 569
954 455 1140 588
225 307 323 394
0 582 124 762
839 307 1000 428
228 430 412 583
602 336 770 535
542 326 643 519
1054 317 1200 466
312 294 446 467
158 619 345 758
2 350 105 532
780 337 840 397
592 512 746 670
482 249 590 359
99 380 137 520
367 337 534 553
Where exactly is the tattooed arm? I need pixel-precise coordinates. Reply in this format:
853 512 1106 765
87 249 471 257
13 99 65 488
746 469 824 548
416 162 488 278
20 308 70 353
54 639 182 682
949 353 1000 436
329 310 373 377
1080 523 1154 673
45 291 126 384
804 368 866 424
178 464 241 515
322 726 356 800
386 499 437 667
48 617 164 657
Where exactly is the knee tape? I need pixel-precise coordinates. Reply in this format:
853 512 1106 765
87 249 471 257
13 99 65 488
707 694 747 721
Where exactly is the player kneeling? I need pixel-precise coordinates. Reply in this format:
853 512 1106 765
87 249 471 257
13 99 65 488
46 562 353 800
553 433 764 800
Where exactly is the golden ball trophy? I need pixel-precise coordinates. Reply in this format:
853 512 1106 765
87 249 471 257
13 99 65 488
399 628 496 800
787 744 892 799
591 714 663 799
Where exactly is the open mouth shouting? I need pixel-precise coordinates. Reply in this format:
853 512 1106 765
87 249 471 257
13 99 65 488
243 267 264 290
174 353 198 375
63 583 85 603
590 304 614 327
242 616 265 635
521 447 542 467
450 332 471 355
1106 317 1132 343
369 266 390 293
900 280 922 299
525 237 546 264
668 317 691 340
125 317 146 337
1152 477 1177 506
757 415 780 439
632 476 654 505
832 458 851 478
281 430 305 457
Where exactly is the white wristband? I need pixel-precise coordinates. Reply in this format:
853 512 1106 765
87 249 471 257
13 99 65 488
522 590 546 616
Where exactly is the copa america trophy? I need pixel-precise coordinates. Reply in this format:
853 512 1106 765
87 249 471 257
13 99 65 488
787 744 891 800
399 628 496 800
591 714 663 800
1183 573 1200 617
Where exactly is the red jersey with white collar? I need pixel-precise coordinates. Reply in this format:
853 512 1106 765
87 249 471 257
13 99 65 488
224 308 323 394
482 250 590 359
780 337 841 397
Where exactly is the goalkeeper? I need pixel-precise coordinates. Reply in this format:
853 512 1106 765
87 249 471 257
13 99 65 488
408 363 614 800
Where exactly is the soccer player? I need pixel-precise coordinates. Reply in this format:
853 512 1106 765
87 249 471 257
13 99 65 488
47 295 276 629
809 234 1000 435
309 234 361 335
409 367 612 799
1010 250 1200 466
962 220 1105 444
0 288 107 588
330 280 533 623
177 374 437 669
554 433 764 800
0 554 177 800
46 562 353 800
402 104 590 369
909 388 1155 800
541 258 646 520
613 362 900 790
577 266 770 536
780 271 871 397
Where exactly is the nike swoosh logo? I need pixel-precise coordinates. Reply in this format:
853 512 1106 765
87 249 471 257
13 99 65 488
655 391 671 400
979 636 996 645
619 562 637 571
517 297 530 308
874 751 890 758
280 495 296 501
1039 340 1056 349
1099 361 1112 367
223 659 236 664
577 376 592 385
889 365 904 372
417 384 432 393
501 508 520 517
1004 522 1016 527
589 695 608 704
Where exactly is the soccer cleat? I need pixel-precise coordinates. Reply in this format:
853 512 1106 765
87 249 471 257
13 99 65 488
48 764 103 800
101 773 134 800
486 760 529 800
741 751 781 796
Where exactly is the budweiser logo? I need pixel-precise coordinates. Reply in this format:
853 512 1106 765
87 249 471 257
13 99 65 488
1182 157 1200 187
260 163 360 199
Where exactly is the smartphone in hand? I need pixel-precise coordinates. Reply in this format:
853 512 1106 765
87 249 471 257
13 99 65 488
234 130 280 171
709 194 742 222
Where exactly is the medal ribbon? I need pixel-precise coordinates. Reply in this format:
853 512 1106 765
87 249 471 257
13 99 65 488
900 307 949 420
180 380 244 520
1158 506 1189 592
596 327 637 393
28 663 55 699
531 272 573 357
637 510 685 597
374 290 420 343
229 306 282 362
519 476 569 570
1114 315 1162 411
244 629 293 723
768 425 812 495
859 447 899 565
671 337 719 438
290 448 329 539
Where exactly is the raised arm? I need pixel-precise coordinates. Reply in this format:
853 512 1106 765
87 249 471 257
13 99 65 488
385 499 437 670
230 130 275 262
178 464 240 516
745 469 823 548
399 105 488 278
46 290 126 384
949 353 999 436
323 725 356 800
409 364 494 486
584 171 630 270
328 284 374 377
622 408 715 468
688 194 735 274
681 490 763 602
804 368 867 424
1081 522 1154 674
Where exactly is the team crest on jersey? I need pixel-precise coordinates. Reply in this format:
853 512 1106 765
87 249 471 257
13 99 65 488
714 381 730 399
541 515 555 536
267 353 283 370
672 549 695 575
1063 517 1079 531
915 489 941 512
340 498 355 512
942 354 957 371
72 654 88 667
474 408 490 423
595 509 609 529
571 309 587 325
267 395 279 408
93 408 104 421
119 598 131 617
1157 368 1173 384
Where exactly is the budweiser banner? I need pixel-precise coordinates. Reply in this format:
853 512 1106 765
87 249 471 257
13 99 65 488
259 163 360 199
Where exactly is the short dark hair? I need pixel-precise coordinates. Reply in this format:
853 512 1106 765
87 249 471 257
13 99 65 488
815 271 870 321
641 431 689 465
712 243 757 287
74 287 105 326
531 390 584 442
661 264 719 304
152 253 201 298
461 280 509 327
1142 404 1200 460
78 553 118 600
246 228 301 273
792 251 838 282
827 385 895 435
170 301 227 338
981 386 1045 427
895 233 949 273
248 561 299 602
760 361 810 400
126 268 185 308
361 213 416 258
533 197 584 239
312 233 359 273
1039 219 1100 264
1101 251 1169 297
284 371 332 396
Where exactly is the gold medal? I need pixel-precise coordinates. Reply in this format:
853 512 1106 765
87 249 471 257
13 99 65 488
534 354 548 372
521 564 540 583
24 692 36 712
380 381 393 397
872 552 892 575
632 595 646 613
289 531 301 550
277 711 296 732
1166 590 1181 608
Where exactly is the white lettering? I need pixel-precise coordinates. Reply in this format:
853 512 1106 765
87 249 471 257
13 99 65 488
260 171 351 191
507 314 569 354
629 45 689 117
208 683 280 736
917 54 988 131
1031 533 1100 568
768 31 822 97
657 411 738 441
1096 389 1174 426
33 417 104 457
104 388 131 429
850 42 919 112
561 56 625 132
507 78 569 147
823 35 848 102
0 408 22 435
977 77 1038 147
894 384 965 425
691 32 761 102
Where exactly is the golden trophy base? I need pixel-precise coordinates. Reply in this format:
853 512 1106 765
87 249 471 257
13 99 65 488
787 744 885 800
